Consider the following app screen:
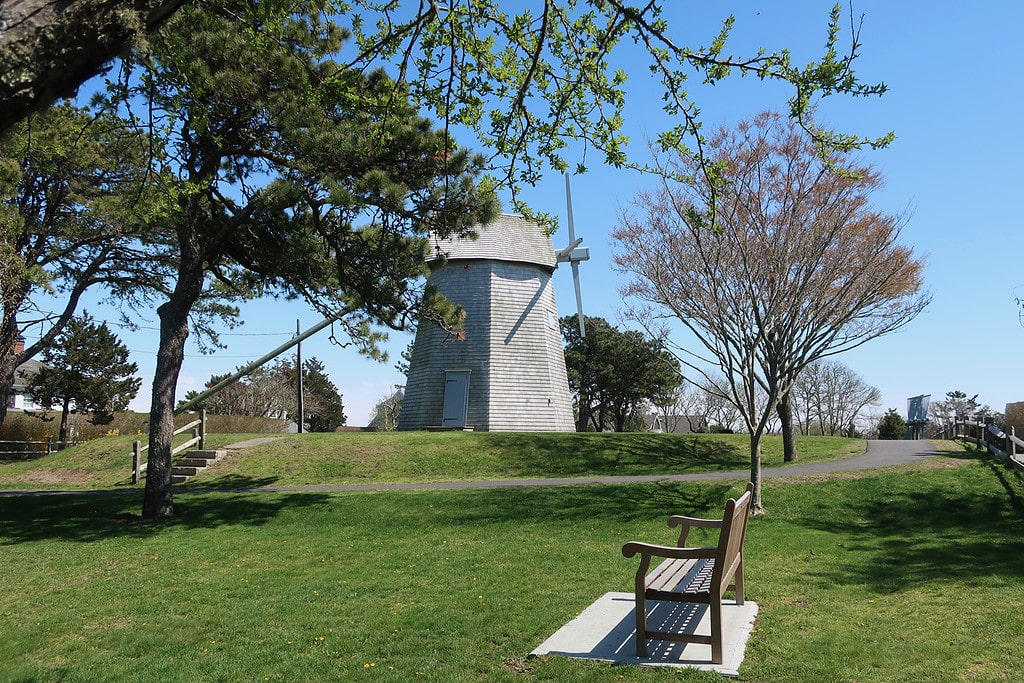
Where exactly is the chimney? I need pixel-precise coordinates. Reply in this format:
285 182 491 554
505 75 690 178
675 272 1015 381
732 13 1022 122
14 337 25 354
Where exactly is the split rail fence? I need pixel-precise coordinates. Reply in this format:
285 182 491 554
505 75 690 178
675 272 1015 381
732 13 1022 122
0 439 84 459
954 418 1024 471
131 411 207 484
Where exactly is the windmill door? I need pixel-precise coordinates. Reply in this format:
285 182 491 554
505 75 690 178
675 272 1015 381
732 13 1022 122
441 371 470 428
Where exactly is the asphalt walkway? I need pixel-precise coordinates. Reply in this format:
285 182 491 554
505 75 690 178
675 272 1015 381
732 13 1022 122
211 438 940 494
0 439 941 497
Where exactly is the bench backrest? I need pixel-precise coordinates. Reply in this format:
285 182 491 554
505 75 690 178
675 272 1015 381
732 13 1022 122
712 482 753 595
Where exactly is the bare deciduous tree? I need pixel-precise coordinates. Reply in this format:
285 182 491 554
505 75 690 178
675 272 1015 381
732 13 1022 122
614 111 929 512
791 360 880 437
650 382 713 434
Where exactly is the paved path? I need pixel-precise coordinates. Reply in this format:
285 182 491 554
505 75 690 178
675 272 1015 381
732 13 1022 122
0 439 941 497
201 439 940 494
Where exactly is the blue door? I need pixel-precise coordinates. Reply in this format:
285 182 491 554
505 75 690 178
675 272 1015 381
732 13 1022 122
442 371 470 427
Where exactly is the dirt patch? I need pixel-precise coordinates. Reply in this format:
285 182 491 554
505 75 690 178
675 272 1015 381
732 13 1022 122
10 469 95 485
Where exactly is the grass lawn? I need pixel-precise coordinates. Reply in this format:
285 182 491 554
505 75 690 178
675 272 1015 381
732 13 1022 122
1 436 1023 681
0 431 864 490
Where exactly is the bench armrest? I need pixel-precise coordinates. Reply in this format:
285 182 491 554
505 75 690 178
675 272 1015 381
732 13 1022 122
667 515 722 547
621 541 717 560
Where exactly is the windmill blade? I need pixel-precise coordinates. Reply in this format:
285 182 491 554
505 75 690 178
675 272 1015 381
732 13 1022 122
565 173 578 243
564 173 587 337
570 259 585 336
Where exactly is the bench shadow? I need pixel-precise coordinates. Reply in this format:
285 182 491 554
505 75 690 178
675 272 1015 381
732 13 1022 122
0 489 335 545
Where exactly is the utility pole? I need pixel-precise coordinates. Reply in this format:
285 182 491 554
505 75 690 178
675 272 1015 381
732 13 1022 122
296 319 304 433
174 314 341 414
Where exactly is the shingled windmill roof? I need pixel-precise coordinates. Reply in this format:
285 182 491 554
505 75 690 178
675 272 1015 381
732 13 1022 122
427 214 556 270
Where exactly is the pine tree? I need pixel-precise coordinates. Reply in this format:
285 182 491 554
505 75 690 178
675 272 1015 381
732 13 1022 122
27 314 141 446
118 1 498 518
300 358 346 433
877 409 907 440
561 316 681 432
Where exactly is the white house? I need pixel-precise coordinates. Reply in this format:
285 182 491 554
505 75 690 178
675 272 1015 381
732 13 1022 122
6 338 43 412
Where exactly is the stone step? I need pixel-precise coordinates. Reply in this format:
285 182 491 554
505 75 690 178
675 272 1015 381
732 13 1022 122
184 449 226 462
177 458 214 468
161 449 227 485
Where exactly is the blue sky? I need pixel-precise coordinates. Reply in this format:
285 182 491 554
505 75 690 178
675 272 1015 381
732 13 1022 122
60 1 1023 426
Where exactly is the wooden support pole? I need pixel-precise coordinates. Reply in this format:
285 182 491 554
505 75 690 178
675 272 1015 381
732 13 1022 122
132 441 141 485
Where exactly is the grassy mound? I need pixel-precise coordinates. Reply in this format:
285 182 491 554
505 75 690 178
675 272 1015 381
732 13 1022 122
0 431 864 490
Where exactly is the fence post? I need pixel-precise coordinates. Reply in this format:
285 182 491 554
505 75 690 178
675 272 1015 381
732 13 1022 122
132 440 141 485
1012 426 1018 460
199 409 206 450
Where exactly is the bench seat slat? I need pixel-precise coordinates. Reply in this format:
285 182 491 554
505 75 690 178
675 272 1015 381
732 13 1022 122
646 557 700 593
645 557 717 603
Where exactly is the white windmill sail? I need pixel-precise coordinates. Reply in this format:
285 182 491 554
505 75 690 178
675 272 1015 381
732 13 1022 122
556 174 590 337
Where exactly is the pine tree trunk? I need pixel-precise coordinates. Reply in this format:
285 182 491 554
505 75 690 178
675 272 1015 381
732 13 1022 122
141 293 194 518
576 396 592 432
0 319 21 430
778 392 798 462
0 0 188 132
58 396 72 447
0 363 14 431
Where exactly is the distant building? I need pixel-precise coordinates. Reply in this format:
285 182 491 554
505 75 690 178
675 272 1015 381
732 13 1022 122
645 414 709 434
6 338 43 412
399 215 575 432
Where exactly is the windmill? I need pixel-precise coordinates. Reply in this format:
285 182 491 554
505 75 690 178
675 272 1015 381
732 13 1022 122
398 214 576 432
556 174 590 337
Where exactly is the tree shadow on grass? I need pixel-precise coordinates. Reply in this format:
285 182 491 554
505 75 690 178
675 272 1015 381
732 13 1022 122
480 432 747 477
0 489 336 545
791 455 1024 593
179 474 282 490
433 481 740 527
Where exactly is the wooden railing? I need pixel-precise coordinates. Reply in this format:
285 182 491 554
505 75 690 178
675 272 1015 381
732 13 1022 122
0 439 54 459
131 410 207 484
954 418 1024 470
0 439 85 459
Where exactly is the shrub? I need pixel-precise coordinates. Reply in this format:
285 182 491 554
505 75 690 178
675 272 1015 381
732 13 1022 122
877 409 907 440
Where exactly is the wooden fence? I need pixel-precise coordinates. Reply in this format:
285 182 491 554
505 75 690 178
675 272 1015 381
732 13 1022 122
131 411 207 484
0 439 54 459
0 439 85 459
954 418 1024 471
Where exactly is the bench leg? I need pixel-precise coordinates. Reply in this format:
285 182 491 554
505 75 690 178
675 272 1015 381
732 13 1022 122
710 599 723 665
634 592 648 658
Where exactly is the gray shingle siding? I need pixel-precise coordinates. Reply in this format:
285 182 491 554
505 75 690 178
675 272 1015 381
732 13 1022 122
427 214 557 270
399 215 575 432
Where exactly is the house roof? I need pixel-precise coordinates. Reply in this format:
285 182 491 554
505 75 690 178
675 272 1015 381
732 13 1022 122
12 358 42 390
426 214 556 270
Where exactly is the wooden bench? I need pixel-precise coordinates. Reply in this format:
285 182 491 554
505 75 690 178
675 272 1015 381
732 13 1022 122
621 482 754 663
